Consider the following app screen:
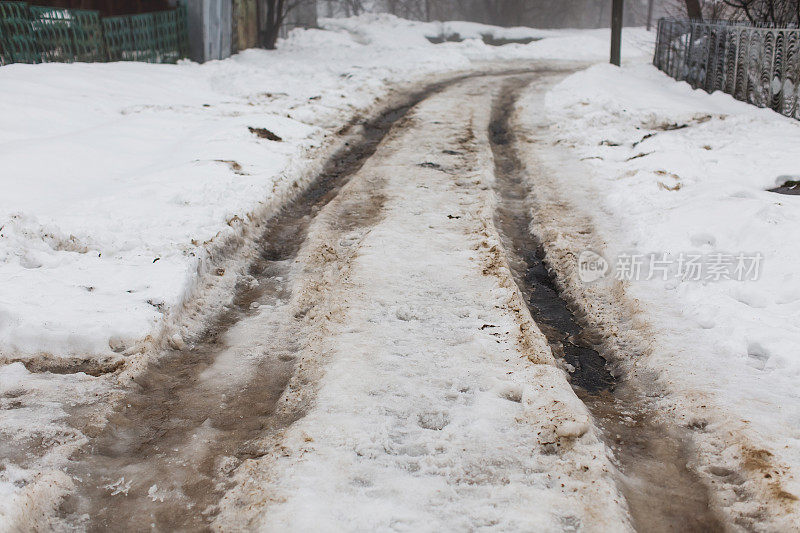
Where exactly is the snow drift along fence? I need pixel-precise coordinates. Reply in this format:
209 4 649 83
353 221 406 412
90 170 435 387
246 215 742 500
654 18 800 119
0 1 189 65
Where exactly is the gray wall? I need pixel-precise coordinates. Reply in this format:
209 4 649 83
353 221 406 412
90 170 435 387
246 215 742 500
187 0 233 62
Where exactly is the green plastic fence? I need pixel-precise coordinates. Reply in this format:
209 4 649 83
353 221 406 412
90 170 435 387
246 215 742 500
30 6 104 62
0 2 36 63
0 1 189 66
104 8 189 63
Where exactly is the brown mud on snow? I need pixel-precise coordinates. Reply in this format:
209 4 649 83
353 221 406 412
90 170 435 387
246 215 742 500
488 75 726 533
56 80 438 532
1 354 124 377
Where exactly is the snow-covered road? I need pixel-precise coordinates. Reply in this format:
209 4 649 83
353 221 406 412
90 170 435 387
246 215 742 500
0 19 656 531
33 69 635 532
5 66 762 532
215 72 631 532
3 16 800 533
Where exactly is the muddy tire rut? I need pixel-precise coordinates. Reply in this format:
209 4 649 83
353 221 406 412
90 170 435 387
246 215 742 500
488 76 726 532
55 80 445 532
42 69 737 531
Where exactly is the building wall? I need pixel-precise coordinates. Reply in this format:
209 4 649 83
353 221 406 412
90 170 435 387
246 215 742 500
233 0 259 52
187 0 233 62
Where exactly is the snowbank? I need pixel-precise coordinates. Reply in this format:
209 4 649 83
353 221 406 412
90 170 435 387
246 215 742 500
323 14 653 62
0 15 652 363
521 62 800 526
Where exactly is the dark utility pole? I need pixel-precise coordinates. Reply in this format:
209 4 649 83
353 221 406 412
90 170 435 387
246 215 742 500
646 0 655 30
684 0 703 20
610 0 624 66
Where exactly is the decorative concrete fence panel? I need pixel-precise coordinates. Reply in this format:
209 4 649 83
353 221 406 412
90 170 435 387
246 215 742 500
655 18 800 120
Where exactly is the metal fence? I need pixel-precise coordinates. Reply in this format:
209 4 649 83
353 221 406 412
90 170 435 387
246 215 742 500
654 18 800 119
0 1 189 65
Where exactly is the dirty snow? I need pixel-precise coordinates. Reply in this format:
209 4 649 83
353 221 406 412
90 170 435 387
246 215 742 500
0 361 112 530
514 62 800 527
215 76 629 532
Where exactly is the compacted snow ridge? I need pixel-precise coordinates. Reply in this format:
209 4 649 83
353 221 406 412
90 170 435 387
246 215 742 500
513 63 800 529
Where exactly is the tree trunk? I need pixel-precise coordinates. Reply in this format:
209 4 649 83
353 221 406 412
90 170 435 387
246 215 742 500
266 0 275 47
684 0 703 20
258 0 285 50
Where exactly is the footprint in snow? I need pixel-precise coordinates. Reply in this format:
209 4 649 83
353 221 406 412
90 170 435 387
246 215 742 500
418 411 451 431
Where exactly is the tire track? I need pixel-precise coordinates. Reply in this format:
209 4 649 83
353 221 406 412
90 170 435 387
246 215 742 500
488 75 726 533
55 79 454 532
